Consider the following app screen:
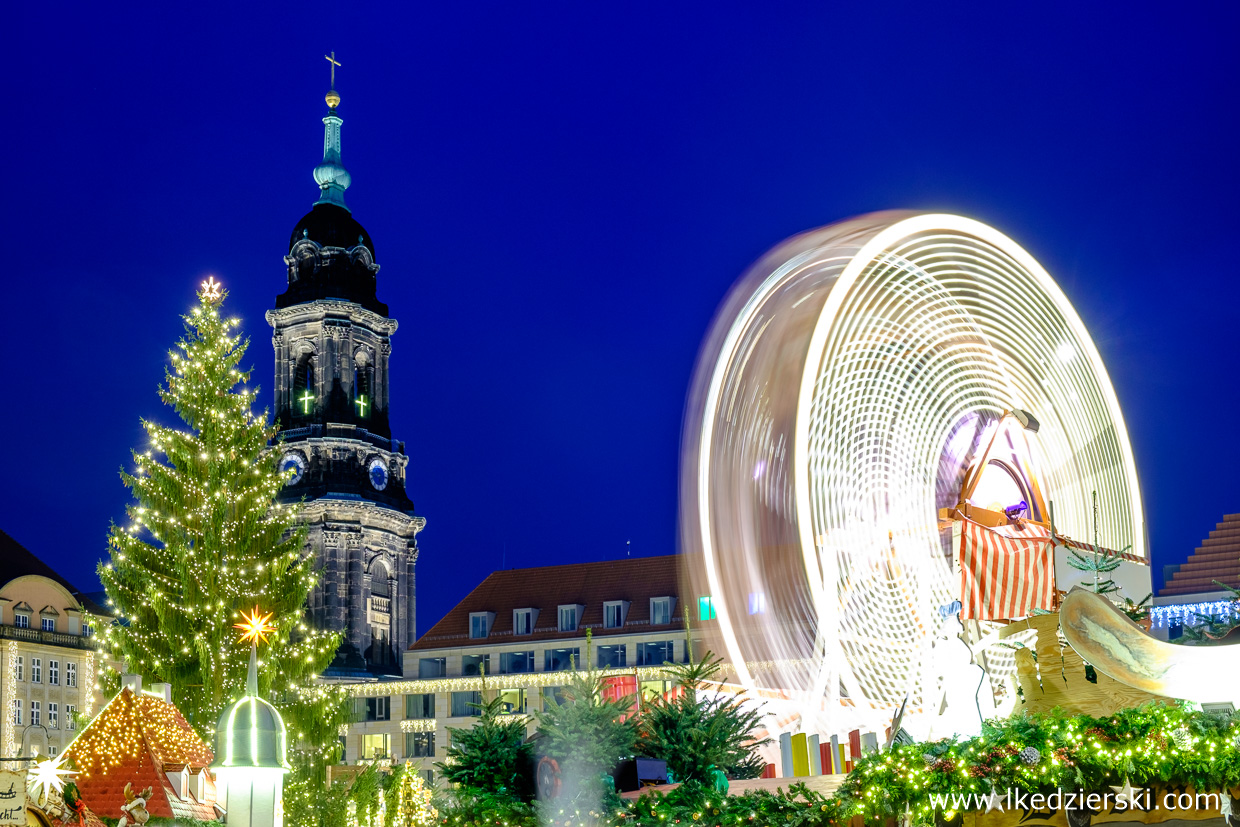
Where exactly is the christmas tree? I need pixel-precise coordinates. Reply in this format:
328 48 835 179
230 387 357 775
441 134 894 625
391 765 437 827
97 277 340 735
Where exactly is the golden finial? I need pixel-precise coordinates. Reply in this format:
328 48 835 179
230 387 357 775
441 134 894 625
325 52 341 109
234 607 277 645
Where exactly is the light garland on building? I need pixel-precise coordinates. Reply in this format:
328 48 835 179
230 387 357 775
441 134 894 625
344 666 680 697
398 719 435 733
3 641 17 757
1150 601 1240 630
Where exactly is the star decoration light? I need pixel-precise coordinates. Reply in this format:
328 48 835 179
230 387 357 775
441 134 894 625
981 790 1006 814
28 753 75 803
201 276 223 302
1111 779 1142 809
234 607 276 645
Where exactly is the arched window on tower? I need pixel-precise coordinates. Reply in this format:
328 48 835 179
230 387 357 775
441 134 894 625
353 359 371 420
367 565 393 669
293 355 316 418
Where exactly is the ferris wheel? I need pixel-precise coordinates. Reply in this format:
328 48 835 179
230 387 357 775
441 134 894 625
680 212 1145 738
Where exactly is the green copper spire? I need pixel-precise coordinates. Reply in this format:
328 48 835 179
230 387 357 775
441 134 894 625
313 52 351 210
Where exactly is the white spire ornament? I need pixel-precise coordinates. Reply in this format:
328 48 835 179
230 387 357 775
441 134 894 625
211 608 289 827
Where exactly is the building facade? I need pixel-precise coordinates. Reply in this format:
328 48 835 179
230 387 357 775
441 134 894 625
269 82 425 676
335 556 703 783
0 529 109 758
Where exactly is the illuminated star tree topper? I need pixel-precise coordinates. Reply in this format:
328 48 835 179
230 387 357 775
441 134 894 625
236 607 277 697
200 275 223 303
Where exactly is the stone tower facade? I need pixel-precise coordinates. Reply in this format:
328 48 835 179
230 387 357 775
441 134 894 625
267 81 424 676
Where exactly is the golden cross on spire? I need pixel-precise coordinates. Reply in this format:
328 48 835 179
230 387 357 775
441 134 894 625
325 51 341 89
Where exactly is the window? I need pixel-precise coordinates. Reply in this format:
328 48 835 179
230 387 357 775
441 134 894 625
14 614 29 629
66 662 76 688
30 701 40 727
67 705 76 731
405 731 435 758
499 651 534 674
469 612 491 639
461 654 490 676
603 601 629 629
293 356 316 416
418 658 446 678
450 691 482 717
421 770 434 786
697 596 717 621
640 680 670 702
558 605 578 632
365 696 390 721
499 688 526 714
513 608 535 636
542 686 566 707
597 644 626 669
650 597 674 625
353 363 371 419
405 693 435 719
81 623 93 638
15 657 22 682
543 647 579 671
31 658 41 683
360 733 389 760
48 703 58 729
49 661 59 686
11 700 20 726
636 641 675 666
748 592 767 615
42 618 55 632
48 746 56 757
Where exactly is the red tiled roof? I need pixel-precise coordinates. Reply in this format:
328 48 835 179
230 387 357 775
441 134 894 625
62 688 217 822
411 555 690 651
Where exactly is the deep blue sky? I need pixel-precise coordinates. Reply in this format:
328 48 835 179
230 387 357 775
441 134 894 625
4 3 1238 631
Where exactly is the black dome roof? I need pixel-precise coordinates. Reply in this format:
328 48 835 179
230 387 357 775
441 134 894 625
277 202 387 315
289 203 376 258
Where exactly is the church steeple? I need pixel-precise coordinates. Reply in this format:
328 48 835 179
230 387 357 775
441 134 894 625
313 52 351 210
267 56 424 678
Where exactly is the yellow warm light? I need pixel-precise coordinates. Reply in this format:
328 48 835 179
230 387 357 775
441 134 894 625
201 276 223 301
235 607 276 645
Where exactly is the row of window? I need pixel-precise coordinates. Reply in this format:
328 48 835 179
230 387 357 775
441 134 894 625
9 616 93 635
13 657 77 686
470 597 678 640
359 675 684 725
11 701 75 729
417 640 677 680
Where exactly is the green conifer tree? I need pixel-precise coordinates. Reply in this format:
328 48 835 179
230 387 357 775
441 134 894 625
97 279 339 734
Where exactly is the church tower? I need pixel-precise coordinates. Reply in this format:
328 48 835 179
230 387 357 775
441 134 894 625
267 63 424 676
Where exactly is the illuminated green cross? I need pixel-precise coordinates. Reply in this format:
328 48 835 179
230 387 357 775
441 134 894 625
299 390 315 414
355 394 369 417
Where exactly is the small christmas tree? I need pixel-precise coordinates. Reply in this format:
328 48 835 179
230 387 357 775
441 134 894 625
392 765 437 827
97 278 340 732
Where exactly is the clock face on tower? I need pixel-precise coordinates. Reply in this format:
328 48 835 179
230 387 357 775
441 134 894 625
282 452 307 485
368 457 389 490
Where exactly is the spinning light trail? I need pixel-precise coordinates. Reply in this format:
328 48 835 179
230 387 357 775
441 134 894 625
681 212 1144 738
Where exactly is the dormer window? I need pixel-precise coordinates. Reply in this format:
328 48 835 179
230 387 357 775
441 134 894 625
650 597 675 625
557 605 580 632
41 618 55 632
469 612 493 640
14 614 29 629
603 601 630 629
513 608 538 636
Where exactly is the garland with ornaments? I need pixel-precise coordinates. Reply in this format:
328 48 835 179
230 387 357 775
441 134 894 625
429 702 1240 827
837 701 1240 824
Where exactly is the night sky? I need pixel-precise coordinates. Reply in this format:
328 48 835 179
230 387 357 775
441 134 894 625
5 3 1238 633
